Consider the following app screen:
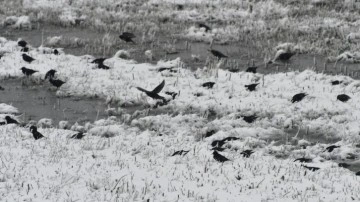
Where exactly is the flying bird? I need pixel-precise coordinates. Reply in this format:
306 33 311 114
245 83 259 91
211 137 240 147
18 40 27 48
246 66 257 73
209 49 228 60
240 150 254 158
49 78 65 89
71 132 85 139
331 80 342 85
22 54 35 63
5 116 19 124
294 157 312 163
44 69 57 80
136 80 166 102
324 145 340 152
242 115 257 123
303 165 320 171
337 94 351 102
119 32 136 43
291 93 307 103
213 151 230 163
30 126 44 140
202 82 215 89
171 150 189 156
199 23 211 32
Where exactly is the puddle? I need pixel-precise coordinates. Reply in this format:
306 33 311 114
3 24 360 78
0 79 109 125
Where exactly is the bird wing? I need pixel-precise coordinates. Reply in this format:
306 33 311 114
152 80 165 94
136 87 149 93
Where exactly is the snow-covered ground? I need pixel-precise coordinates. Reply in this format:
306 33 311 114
1 37 360 201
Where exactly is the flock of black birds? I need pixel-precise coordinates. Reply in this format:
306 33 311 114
1 28 359 176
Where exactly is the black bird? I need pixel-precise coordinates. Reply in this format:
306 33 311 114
119 32 136 44
21 47 29 52
0 122 5 125
338 163 350 168
199 23 211 32
213 151 230 163
211 147 226 152
71 132 85 139
91 58 107 64
337 94 351 102
20 67 38 76
0 86 4 91
49 78 65 89
209 49 227 60
240 150 254 158
324 145 340 152
98 63 110 70
171 150 189 156
29 126 44 140
158 67 174 72
303 165 320 171
5 116 19 124
331 80 342 85
204 130 216 138
246 66 257 74
276 52 295 61
242 115 257 123
356 171 360 176
291 93 307 103
211 137 239 147
18 40 27 48
136 80 166 102
53 49 59 55
202 82 215 89
165 91 178 100
22 54 35 63
294 157 312 163
245 83 259 91
44 69 57 80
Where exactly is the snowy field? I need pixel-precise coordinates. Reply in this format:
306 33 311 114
2 0 360 201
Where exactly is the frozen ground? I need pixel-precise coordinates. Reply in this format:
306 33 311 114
1 36 360 201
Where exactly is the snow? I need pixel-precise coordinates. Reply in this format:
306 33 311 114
1 35 360 200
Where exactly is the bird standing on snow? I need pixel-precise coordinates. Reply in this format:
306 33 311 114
213 151 230 163
245 83 259 91
44 69 57 80
22 54 35 63
171 150 189 156
294 157 312 163
246 66 257 73
136 80 166 102
240 150 254 158
119 32 136 44
91 58 107 64
199 23 211 32
49 78 65 89
241 115 257 123
202 82 215 89
18 40 27 48
71 132 85 139
291 93 307 103
324 145 340 152
21 67 38 76
30 126 44 140
337 94 351 102
5 116 19 124
331 80 342 85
